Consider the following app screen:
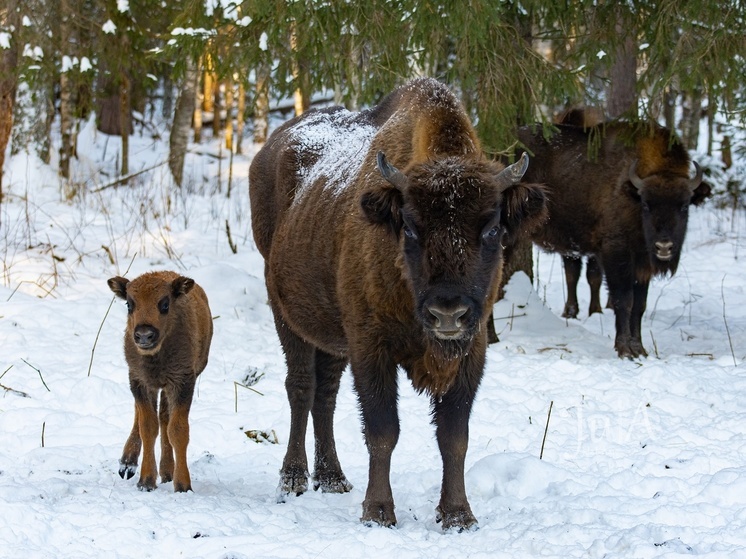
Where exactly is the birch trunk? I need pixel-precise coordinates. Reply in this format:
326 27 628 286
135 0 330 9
169 58 198 187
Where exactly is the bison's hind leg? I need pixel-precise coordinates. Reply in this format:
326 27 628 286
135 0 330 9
273 309 316 501
311 350 352 494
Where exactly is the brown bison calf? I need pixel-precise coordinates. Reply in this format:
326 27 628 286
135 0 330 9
250 78 546 530
108 271 213 492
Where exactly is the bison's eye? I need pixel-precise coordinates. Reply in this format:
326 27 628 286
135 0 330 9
482 225 501 241
158 296 170 314
403 224 417 239
641 202 650 212
126 297 135 314
681 203 689 213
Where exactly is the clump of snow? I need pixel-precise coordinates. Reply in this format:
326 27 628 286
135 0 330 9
102 20 116 34
290 109 376 200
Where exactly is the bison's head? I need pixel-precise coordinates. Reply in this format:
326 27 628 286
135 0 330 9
628 160 710 275
108 272 195 355
361 151 546 359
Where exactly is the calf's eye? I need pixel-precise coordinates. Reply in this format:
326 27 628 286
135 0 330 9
158 297 170 314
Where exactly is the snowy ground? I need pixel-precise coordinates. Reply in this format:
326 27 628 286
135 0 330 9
1 116 745 559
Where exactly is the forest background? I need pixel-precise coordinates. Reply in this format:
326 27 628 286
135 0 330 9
2 0 744 287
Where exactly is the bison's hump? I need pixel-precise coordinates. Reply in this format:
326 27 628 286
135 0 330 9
290 109 377 203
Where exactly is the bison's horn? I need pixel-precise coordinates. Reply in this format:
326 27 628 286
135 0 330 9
498 152 529 186
688 161 703 192
628 159 646 192
377 151 409 190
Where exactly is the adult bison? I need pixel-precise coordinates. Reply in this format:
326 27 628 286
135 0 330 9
250 78 546 530
517 119 710 358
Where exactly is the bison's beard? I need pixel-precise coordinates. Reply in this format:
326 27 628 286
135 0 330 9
426 334 472 362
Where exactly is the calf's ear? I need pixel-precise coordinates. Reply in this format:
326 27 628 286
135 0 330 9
501 182 548 245
108 276 129 299
172 276 195 298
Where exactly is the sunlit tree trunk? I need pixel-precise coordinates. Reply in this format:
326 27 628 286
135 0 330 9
224 77 233 151
254 63 269 144
235 81 245 154
120 73 130 177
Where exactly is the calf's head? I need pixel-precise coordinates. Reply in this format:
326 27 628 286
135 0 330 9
628 160 709 274
108 273 196 355
362 151 545 359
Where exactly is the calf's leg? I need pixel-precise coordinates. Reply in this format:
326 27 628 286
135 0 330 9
166 378 195 492
119 403 141 480
135 391 160 491
311 350 352 493
158 391 174 483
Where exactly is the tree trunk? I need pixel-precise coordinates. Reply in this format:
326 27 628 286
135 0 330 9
120 75 130 177
58 0 74 179
235 81 245 154
224 78 233 151
254 63 270 144
606 10 637 119
0 1 19 203
681 88 702 151
169 58 198 187
290 24 310 116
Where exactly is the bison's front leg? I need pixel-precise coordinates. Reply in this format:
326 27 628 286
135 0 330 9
432 361 480 531
605 262 646 358
629 280 649 356
352 354 400 527
119 403 141 480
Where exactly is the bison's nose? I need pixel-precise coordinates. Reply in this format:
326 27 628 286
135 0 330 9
134 325 159 349
428 304 469 339
655 240 674 261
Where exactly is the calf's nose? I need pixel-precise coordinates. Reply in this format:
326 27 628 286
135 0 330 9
134 325 159 348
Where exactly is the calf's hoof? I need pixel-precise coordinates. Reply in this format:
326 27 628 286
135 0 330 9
119 460 137 480
436 505 478 532
173 480 192 493
361 501 397 528
313 470 353 493
137 477 157 492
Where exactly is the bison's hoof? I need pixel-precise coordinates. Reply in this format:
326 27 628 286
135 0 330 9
361 501 397 528
312 471 353 493
119 461 137 480
615 338 648 359
436 506 478 532
562 304 579 319
276 470 309 502
588 303 603 316
160 472 173 483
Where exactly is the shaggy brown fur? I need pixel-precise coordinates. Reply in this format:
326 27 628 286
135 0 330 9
250 78 546 531
517 118 710 358
108 271 212 492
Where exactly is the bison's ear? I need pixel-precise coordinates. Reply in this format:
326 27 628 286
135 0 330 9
501 182 548 245
108 276 129 299
172 276 195 298
360 186 403 233
690 180 712 207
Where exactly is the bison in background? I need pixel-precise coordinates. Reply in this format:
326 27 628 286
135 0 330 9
250 78 546 531
517 117 710 358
